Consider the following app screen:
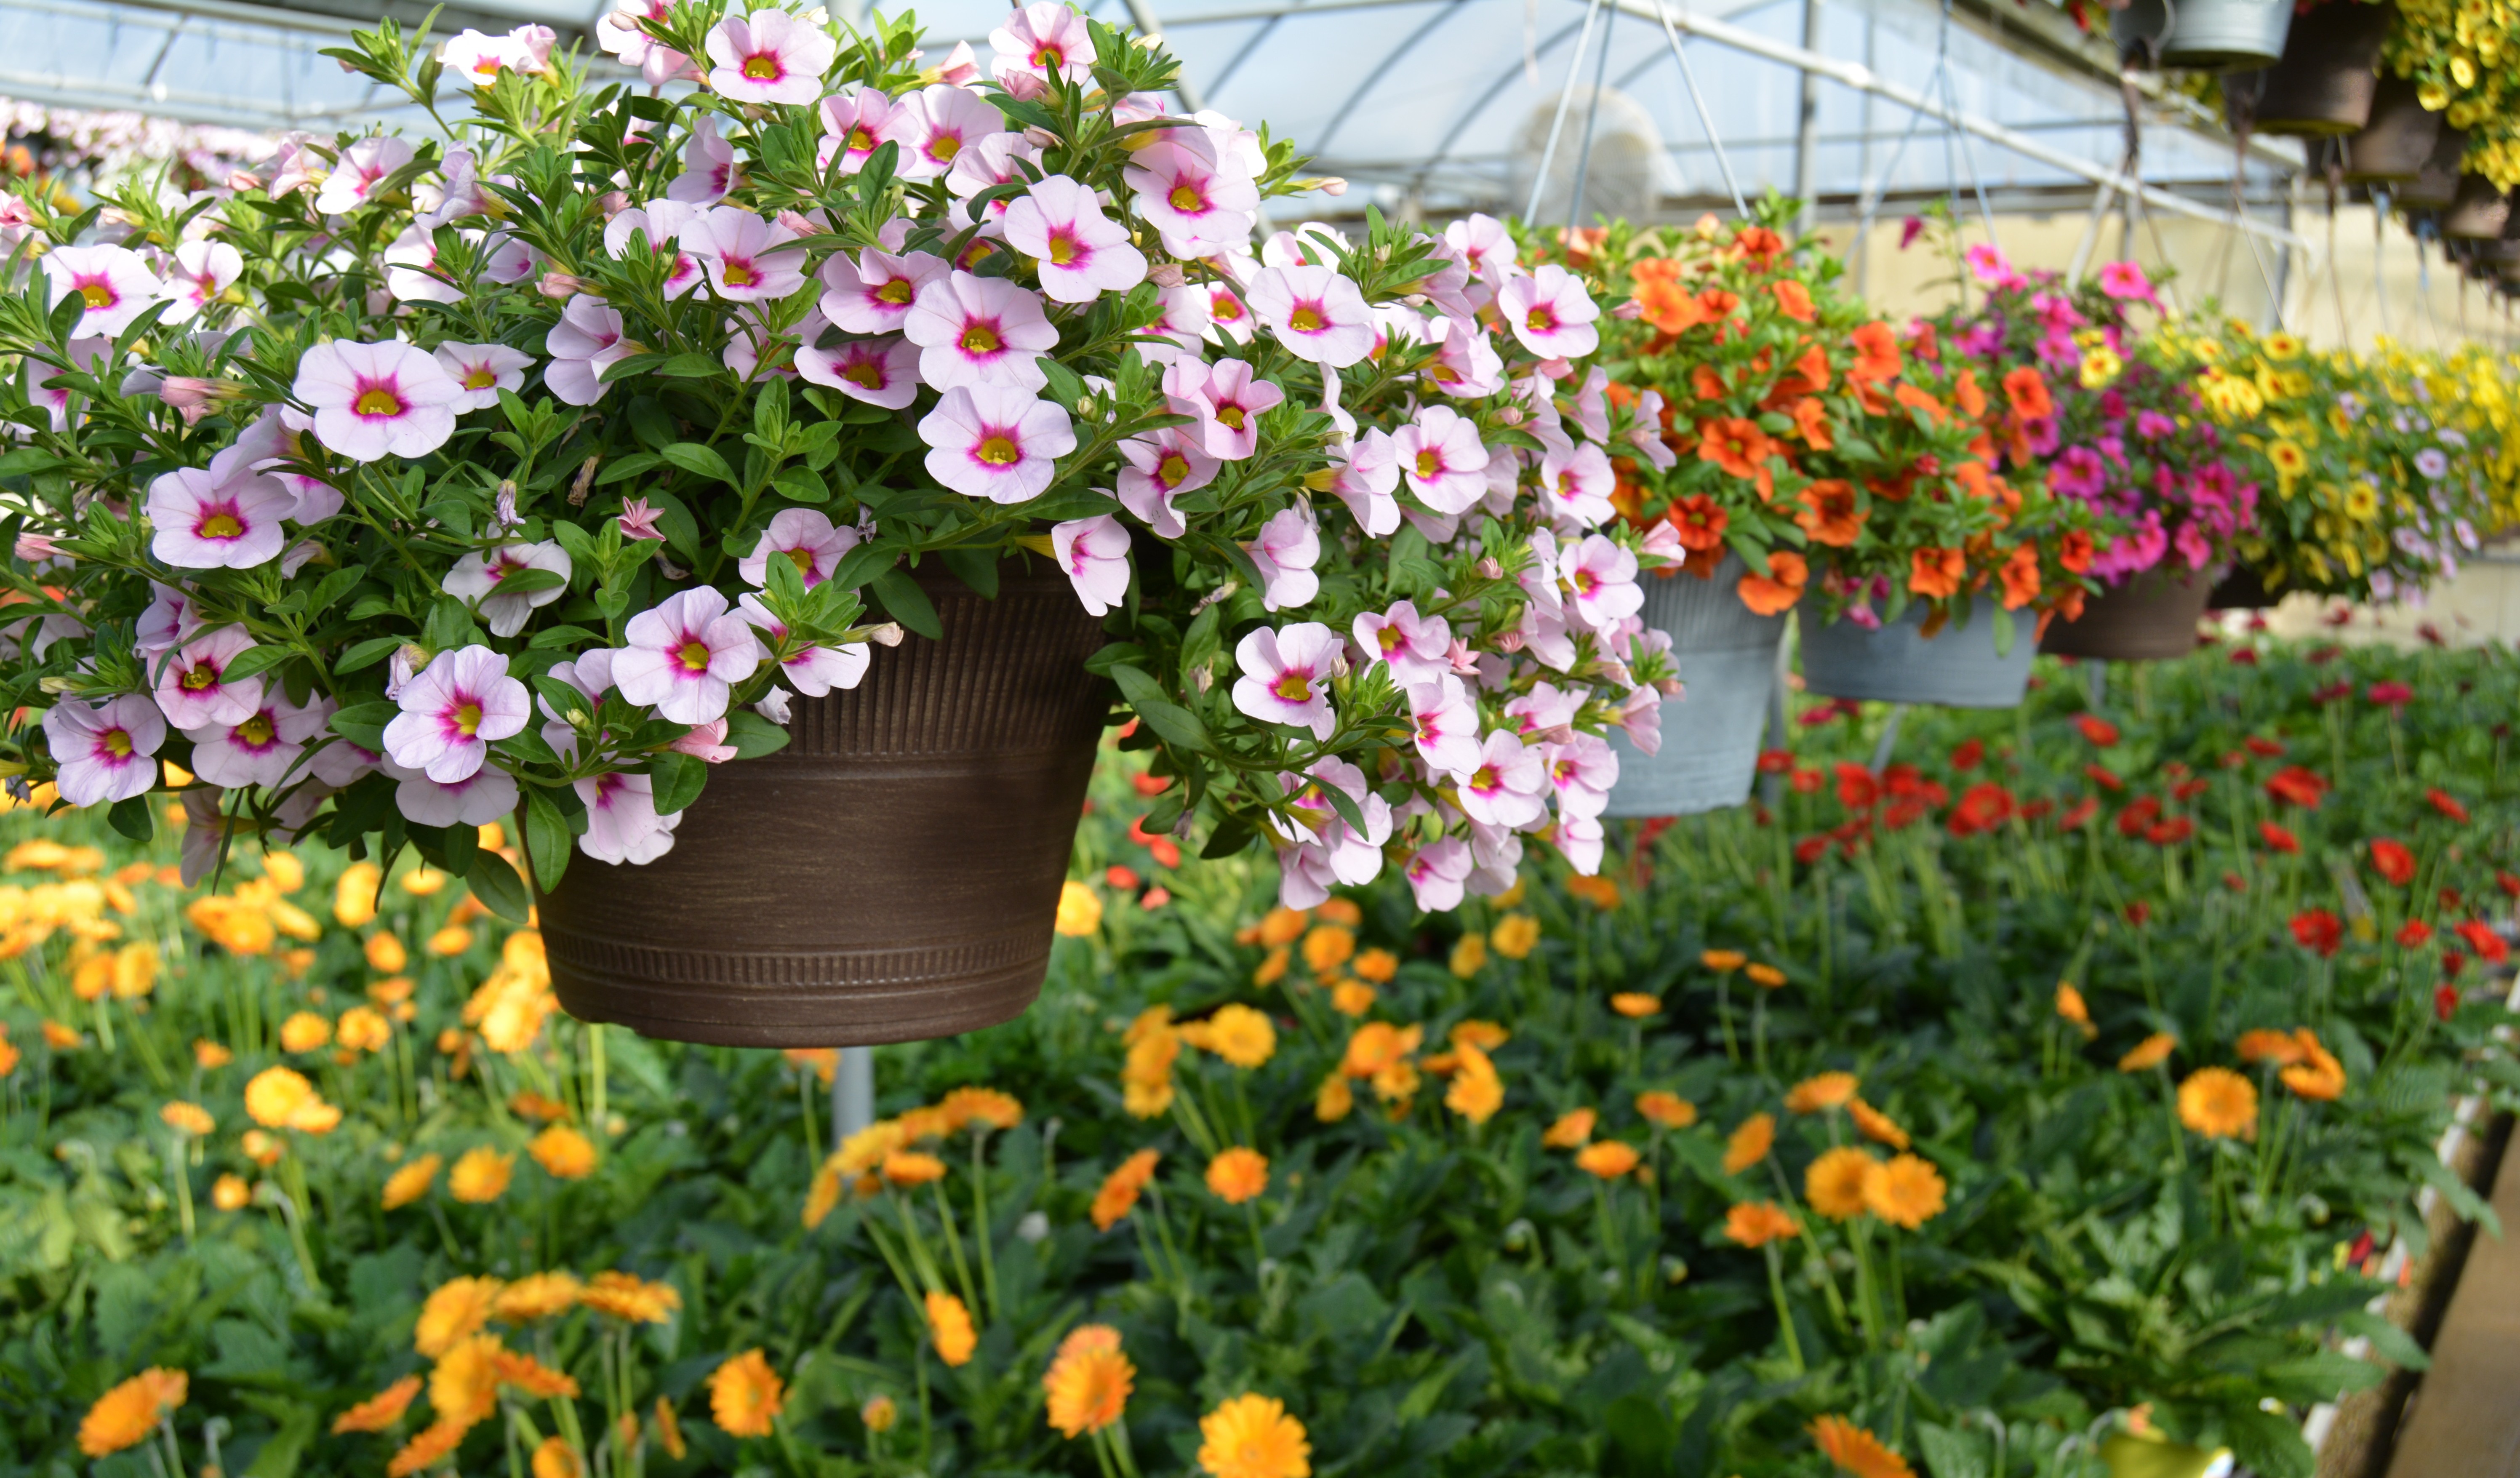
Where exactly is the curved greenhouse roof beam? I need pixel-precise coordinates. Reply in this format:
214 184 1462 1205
1309 0 1474 157
1408 11 1591 194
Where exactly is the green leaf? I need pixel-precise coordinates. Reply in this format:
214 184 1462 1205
869 568 941 640
648 752 708 817
239 1398 317 1478
1201 816 1256 858
724 710 792 760
220 643 296 683
335 637 405 674
465 850 533 925
106 795 152 843
2224 1406 2315 1478
770 467 830 504
661 442 738 486
940 546 1000 599
523 787 573 894
493 567 568 597
330 701 401 752
1916 1423 1991 1478
654 352 723 379
1108 665 1211 753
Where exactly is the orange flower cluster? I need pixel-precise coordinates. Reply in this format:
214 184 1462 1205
801 1082 1028 1226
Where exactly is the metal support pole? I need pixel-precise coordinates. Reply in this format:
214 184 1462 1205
1869 704 1906 774
1760 636 1790 810
832 1045 875 1147
1792 0 1823 236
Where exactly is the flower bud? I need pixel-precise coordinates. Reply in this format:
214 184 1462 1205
1475 557 1503 580
1316 177 1349 196
1148 263 1186 288
1022 126 1059 148
869 623 906 647
537 269 590 300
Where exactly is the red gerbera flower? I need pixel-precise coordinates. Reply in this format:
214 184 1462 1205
2265 767 2329 809
2290 909 2344 957
2259 820 2300 854
2076 715 2120 747
2369 839 2416 886
2426 788 2469 822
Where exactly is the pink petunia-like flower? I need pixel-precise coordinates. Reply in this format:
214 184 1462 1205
1558 534 1642 631
682 207 808 301
574 769 682 864
1123 133 1259 257
313 136 417 215
382 227 463 305
1231 622 1340 739
442 26 547 85
1405 675 1483 778
736 595 869 696
433 342 535 412
293 340 461 463
1246 264 1374 368
1205 282 1255 344
665 117 738 204
944 133 1039 211
229 407 342 525
1539 441 1616 528
1166 357 1283 462
704 7 836 106
904 272 1058 392
1456 730 1548 828
989 1 1097 82
738 509 859 588
1403 835 1474 912
1113 428 1216 539
1443 213 1520 289
1246 506 1320 611
2098 260 2159 303
816 88 902 173
1390 405 1491 515
136 582 198 660
544 297 635 406
596 0 691 85
1052 514 1132 616
1001 175 1147 304
917 385 1076 503
383 646 530 783
153 626 265 731
605 199 705 296
184 696 327 789
1543 732 1619 819
144 446 295 571
1625 387 1677 472
1272 755 1392 905
1325 427 1401 536
44 695 165 807
614 588 763 725
879 85 1007 181
43 245 160 338
389 760 519 829
819 246 947 334
796 333 920 408
442 541 573 638
1355 600 1452 686
1424 316 1506 398
157 241 242 325
1496 265 1600 360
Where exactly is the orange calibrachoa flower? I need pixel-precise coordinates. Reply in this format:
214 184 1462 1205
708 1349 784 1438
1043 1325 1134 1438
2118 1033 2177 1072
1091 1148 1163 1231
1636 1091 1697 1129
78 1369 187 1457
1725 1201 1800 1247
2055 983 2097 1040
1723 1113 1776 1174
1785 1071 1858 1114
1810 1413 1915 1478
1795 479 1863 546
2178 1067 2259 1139
925 1290 978 1366
1805 1146 1880 1220
1864 1155 1947 1229
1206 1147 1269 1204
449 1147 514 1203
1576 1140 1641 1179
1197 1393 1312 1478
332 1374 423 1433
528 1125 597 1179
1737 551 1808 616
383 1154 441 1210
1908 546 1964 599
1700 416 1776 479
1848 1099 1909 1150
1543 1107 1597 1147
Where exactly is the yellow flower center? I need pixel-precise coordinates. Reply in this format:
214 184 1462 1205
464 368 496 390
1270 672 1311 701
960 324 1001 354
355 387 404 417
841 361 883 390
676 640 713 672
80 283 113 309
1168 183 1202 211
786 547 816 575
722 261 758 287
198 512 244 539
877 278 914 305
1525 307 1555 332
1416 450 1439 478
237 713 275 746
103 729 133 758
848 127 876 151
181 665 216 691
1216 406 1245 430
1157 452 1190 484
931 133 962 162
453 702 483 736
978 435 1021 465
1471 765 1497 791
741 54 779 80
1048 235 1077 266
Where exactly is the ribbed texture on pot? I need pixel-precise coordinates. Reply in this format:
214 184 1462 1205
1798 601 2035 709
538 564 1108 1048
2040 566 2216 661
1603 558 1785 818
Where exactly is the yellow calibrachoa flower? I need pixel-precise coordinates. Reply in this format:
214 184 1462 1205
1054 879 1102 936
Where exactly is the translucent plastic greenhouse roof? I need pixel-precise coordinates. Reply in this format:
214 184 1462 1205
1 0 2295 222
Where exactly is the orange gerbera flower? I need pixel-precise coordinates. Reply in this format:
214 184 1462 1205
2118 1032 2178 1072
2178 1067 2259 1139
333 1374 423 1433
1635 1091 1697 1129
1723 1112 1775 1174
1908 547 1964 600
2281 1029 2347 1100
1091 1148 1162 1230
924 1291 977 1366
2056 983 2098 1040
1575 1140 1641 1179
1795 479 1863 547
708 1349 784 1438
1864 1153 1947 1229
387 1418 470 1478
1543 1107 1597 1147
1848 1099 1909 1150
1784 1071 1859 1114
1699 417 1776 479
79 1369 187 1457
2236 1028 2306 1066
1205 1147 1269 1204
1725 1201 1800 1247
1805 1146 1879 1219
1196 1393 1311 1478
1739 550 1808 616
1043 1326 1134 1438
1810 1413 1915 1478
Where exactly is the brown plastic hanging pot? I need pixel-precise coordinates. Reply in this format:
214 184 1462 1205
2039 565 2218 661
2115 0 2296 71
2247 0 2395 134
2442 174 2512 237
2395 127 2469 208
2207 564 2275 610
537 561 1110 1048
2342 77 2443 180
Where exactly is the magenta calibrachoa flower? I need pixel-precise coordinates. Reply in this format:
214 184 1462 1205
1052 515 1132 616
614 588 763 725
292 341 461 462
42 245 160 337
1232 623 1341 740
43 696 165 806
704 7 837 105
383 646 531 783
144 449 296 571
919 386 1076 503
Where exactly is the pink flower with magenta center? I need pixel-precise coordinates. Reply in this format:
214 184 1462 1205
905 271 1058 392
293 340 460 463
383 645 530 784
42 245 159 337
154 626 265 730
1052 514 1132 616
917 385 1076 504
1390 405 1490 515
1002 175 1147 304
44 695 165 807
614 588 763 725
145 446 295 571
704 8 835 105
989 1 1097 81
1231 622 1339 740
738 509 859 589
819 246 947 334
1247 264 1373 368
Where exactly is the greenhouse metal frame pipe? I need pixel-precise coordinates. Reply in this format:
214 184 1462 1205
1603 0 2309 248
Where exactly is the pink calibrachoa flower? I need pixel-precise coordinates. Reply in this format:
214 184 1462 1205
1542 732 1618 819
1355 600 1452 686
736 595 869 695
433 342 535 411
596 0 690 85
42 245 160 337
945 133 1040 210
819 246 947 334
704 8 836 106
682 207 808 301
382 227 464 305
545 297 635 406
1625 388 1677 472
1558 534 1642 631
307 726 381 789
293 341 460 463
796 334 920 408
26 336 110 431
443 542 574 637
1123 134 1259 257
574 770 682 864
1205 282 1255 344
905 272 1059 391
1403 835 1474 912
816 88 901 172
1114 428 1217 539
157 241 242 325
880 85 1008 180
144 447 295 570
384 646 530 783
1424 316 1506 398
1245 506 1320 611
665 117 738 204
605 200 705 296
389 761 519 828
154 627 265 730
1538 441 1616 528
1246 265 1374 368
1327 428 1401 536
43 695 165 807
1272 756 1392 907
1496 265 1600 360
1555 810 1606 873
1231 622 1340 739
1167 357 1284 462
1051 515 1132 616
989 1 1097 82
739 509 859 588
1405 675 1483 777
1390 404 1491 515
442 27 545 85
1002 175 1148 304
136 582 198 661
2098 260 2159 304
1443 213 1519 289
615 588 763 724
314 136 417 215
1457 731 1548 827
918 385 1076 503
184 696 326 789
